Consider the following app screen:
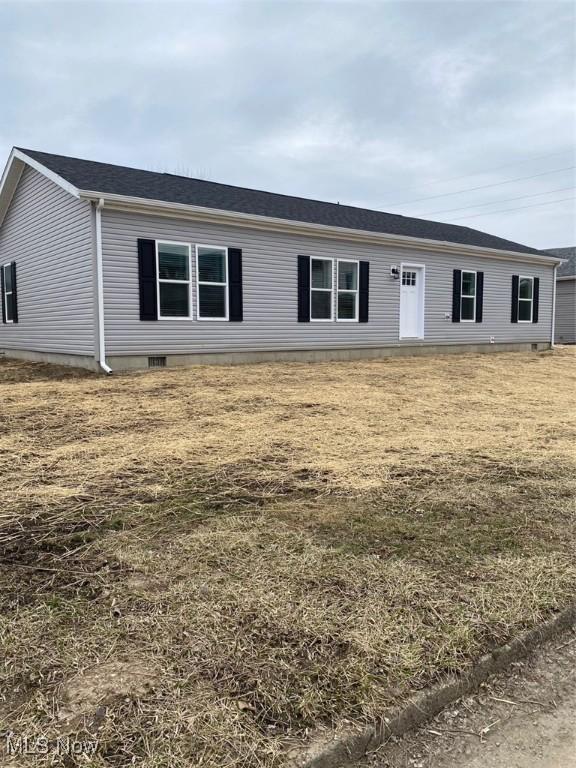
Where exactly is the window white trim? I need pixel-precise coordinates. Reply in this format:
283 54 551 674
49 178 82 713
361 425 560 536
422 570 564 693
336 259 359 322
195 244 229 321
156 241 192 320
3 263 13 324
460 269 477 323
310 256 334 322
518 275 534 323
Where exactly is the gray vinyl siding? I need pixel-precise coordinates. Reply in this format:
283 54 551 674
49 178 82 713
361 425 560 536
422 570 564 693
555 280 576 344
0 166 95 355
101 209 554 355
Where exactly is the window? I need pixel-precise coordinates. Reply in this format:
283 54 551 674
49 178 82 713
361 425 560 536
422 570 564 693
518 276 533 322
197 245 228 320
460 271 476 321
402 270 416 286
3 264 14 323
337 260 358 321
310 257 333 321
156 242 191 318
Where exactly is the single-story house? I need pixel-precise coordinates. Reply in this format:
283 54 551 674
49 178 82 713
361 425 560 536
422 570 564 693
544 247 575 344
0 147 562 372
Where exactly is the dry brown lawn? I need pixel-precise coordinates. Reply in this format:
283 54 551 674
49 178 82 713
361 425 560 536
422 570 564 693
0 348 575 766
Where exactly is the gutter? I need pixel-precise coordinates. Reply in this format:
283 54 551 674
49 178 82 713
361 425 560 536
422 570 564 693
95 198 112 374
78 191 562 267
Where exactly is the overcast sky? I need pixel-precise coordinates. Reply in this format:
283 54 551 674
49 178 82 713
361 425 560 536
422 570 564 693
1 0 574 248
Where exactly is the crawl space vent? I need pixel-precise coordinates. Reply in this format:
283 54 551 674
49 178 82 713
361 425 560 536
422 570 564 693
148 356 167 368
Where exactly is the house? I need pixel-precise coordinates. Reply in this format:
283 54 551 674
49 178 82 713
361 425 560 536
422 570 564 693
544 247 575 345
0 147 562 372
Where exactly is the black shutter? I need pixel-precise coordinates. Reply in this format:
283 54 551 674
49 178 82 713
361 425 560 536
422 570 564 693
532 277 539 323
228 248 243 322
297 255 310 322
359 261 369 323
475 271 484 323
0 266 5 324
452 269 462 322
138 239 157 321
511 275 519 323
10 263 18 323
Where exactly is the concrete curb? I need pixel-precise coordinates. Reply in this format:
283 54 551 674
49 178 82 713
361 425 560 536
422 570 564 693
289 604 576 768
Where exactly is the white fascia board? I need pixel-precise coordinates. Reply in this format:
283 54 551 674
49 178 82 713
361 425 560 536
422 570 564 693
79 190 561 267
0 148 19 198
557 275 576 281
0 148 81 228
0 150 24 227
13 149 80 198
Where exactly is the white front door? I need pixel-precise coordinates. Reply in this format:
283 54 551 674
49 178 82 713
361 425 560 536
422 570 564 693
399 266 424 339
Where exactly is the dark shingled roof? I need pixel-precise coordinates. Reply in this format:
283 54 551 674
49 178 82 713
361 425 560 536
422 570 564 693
544 247 576 277
18 148 547 257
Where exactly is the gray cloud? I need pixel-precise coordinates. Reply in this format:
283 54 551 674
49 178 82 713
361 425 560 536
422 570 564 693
0 0 574 247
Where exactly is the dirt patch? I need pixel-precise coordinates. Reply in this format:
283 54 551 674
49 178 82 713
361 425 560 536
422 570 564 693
58 659 159 728
0 358 96 383
124 574 169 596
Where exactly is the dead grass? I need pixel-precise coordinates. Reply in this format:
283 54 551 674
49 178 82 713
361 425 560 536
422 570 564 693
0 348 575 766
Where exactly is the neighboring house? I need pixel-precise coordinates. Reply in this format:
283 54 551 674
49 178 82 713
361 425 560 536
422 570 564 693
0 147 562 372
544 247 575 345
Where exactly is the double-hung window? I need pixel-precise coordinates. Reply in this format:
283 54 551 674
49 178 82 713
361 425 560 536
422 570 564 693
518 276 534 322
156 242 191 319
3 263 14 323
309 258 361 321
460 271 476 321
337 260 359 321
310 257 333 321
196 245 228 320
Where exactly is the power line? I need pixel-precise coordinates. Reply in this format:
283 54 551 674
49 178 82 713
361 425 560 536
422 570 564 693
423 186 576 217
447 196 576 222
383 165 576 208
425 149 574 186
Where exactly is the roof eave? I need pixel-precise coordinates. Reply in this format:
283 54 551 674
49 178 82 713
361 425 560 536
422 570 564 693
0 149 24 228
14 149 81 198
0 148 81 228
79 189 560 265
0 149 561 266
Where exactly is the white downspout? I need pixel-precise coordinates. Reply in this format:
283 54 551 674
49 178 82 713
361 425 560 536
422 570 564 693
95 198 112 374
551 263 558 348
